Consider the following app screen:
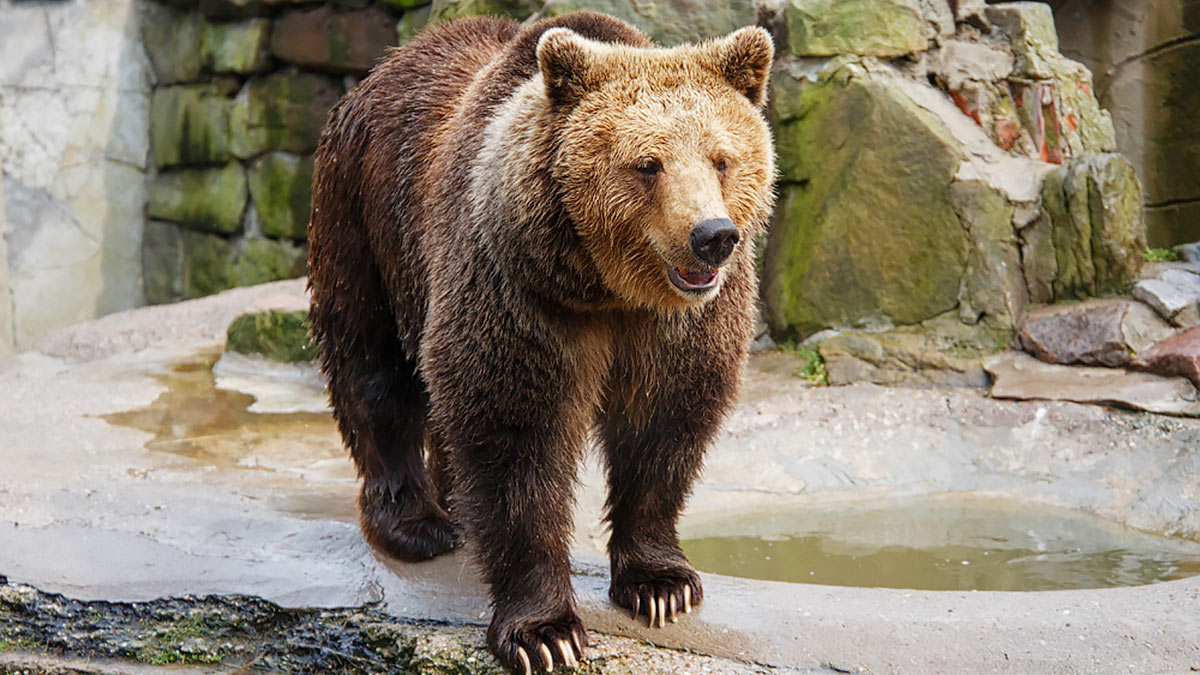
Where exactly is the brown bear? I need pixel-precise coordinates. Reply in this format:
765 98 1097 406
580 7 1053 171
307 10 775 673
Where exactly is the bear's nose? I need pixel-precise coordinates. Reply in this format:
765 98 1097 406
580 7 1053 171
689 218 739 266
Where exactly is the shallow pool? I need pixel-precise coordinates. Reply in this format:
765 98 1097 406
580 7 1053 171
681 494 1200 591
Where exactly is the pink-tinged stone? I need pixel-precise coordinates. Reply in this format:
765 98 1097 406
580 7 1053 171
270 6 396 74
1131 327 1200 387
1018 299 1175 367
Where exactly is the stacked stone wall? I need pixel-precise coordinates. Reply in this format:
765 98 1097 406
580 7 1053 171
1051 0 1200 248
140 0 428 304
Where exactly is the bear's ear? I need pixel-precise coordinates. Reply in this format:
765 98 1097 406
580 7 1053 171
709 26 774 107
537 28 599 107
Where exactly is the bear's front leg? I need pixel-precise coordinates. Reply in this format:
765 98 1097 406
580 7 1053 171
600 413 708 628
599 316 746 628
423 313 601 673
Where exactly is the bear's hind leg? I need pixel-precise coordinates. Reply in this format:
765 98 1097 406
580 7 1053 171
311 278 458 562
354 362 460 562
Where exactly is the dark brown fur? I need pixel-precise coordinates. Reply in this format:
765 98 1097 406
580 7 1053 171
308 12 772 673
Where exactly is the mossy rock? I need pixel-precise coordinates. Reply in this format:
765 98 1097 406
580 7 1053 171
763 65 969 339
226 309 315 362
230 73 341 158
270 6 397 73
203 18 272 74
143 221 187 305
248 153 314 240
985 2 1060 79
150 84 233 168
147 163 247 234
785 0 928 57
231 238 308 287
1043 153 1146 300
538 0 756 46
142 2 205 84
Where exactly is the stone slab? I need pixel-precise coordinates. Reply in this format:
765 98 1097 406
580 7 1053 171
985 351 1200 417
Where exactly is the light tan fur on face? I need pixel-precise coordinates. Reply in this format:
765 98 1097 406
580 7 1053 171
470 26 776 312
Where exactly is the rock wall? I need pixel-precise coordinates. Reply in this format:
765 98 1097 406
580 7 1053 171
139 0 418 304
1051 0 1200 248
0 0 152 353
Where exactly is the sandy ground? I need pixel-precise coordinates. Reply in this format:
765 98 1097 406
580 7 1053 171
1 279 1198 673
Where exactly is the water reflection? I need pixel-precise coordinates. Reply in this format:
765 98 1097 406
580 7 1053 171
682 495 1200 591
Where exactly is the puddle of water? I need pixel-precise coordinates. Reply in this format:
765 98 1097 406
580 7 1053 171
681 494 1200 592
101 352 349 486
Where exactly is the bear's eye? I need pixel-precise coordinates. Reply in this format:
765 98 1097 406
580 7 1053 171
714 158 729 175
635 158 662 177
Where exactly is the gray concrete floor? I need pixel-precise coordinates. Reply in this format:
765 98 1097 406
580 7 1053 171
1 279 1198 673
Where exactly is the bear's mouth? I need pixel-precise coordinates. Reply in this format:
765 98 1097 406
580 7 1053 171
667 266 719 293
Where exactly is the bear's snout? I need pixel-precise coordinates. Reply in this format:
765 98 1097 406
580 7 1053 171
689 218 739 267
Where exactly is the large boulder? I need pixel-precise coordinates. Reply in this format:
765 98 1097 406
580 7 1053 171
1042 153 1146 300
764 65 969 339
785 0 929 57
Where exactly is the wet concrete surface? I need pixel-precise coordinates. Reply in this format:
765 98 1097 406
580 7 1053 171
1 279 1199 673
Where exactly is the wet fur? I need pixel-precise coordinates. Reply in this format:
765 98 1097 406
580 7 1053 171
308 11 773 673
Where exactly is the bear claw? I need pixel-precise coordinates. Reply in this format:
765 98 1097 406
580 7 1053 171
615 573 700 629
496 618 586 674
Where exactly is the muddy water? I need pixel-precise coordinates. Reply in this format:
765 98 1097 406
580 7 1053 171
682 495 1200 592
99 355 1200 594
101 353 354 517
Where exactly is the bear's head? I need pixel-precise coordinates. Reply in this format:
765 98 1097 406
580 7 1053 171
538 24 776 311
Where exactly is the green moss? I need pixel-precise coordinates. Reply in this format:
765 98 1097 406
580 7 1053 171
231 238 307 287
147 163 247 235
1144 247 1181 262
397 4 432 45
248 153 314 240
780 342 829 385
0 637 41 653
786 0 927 57
226 309 315 362
134 615 224 665
763 68 968 339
